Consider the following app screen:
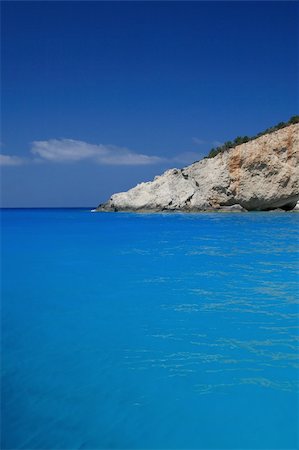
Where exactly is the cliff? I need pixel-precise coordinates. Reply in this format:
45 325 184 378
97 123 299 212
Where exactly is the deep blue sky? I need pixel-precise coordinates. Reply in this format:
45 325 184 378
1 1 298 207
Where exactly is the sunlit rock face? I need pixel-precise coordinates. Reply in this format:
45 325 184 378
97 123 299 212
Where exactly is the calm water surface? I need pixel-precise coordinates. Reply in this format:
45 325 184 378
1 209 299 449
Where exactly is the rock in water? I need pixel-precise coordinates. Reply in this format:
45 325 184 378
97 123 299 212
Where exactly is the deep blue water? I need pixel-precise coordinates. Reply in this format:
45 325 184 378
1 209 299 450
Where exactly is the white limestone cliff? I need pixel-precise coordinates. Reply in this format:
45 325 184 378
97 123 299 212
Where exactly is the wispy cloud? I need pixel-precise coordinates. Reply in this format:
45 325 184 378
192 137 224 150
0 154 25 166
212 140 224 147
1 138 205 169
31 139 164 165
192 137 205 145
172 151 202 164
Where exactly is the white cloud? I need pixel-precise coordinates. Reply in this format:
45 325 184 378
192 137 205 145
2 138 207 169
172 151 202 164
31 139 164 166
0 154 25 166
193 138 224 149
212 140 224 147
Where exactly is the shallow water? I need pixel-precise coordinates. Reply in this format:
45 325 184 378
1 209 299 449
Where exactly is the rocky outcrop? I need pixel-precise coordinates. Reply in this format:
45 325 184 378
97 123 299 212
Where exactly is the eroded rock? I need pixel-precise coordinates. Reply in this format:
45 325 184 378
97 124 299 212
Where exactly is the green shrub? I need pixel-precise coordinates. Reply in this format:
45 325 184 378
206 116 298 159
288 115 299 124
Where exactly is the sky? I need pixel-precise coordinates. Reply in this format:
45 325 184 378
1 1 298 207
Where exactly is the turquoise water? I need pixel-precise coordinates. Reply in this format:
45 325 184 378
1 209 299 449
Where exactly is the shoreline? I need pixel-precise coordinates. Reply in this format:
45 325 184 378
94 207 299 214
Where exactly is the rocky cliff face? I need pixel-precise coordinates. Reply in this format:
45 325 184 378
97 123 299 212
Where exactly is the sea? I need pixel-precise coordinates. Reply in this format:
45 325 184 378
1 209 299 450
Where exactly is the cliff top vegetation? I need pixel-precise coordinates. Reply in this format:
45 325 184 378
205 115 299 159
